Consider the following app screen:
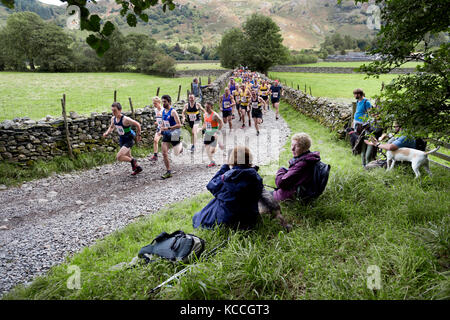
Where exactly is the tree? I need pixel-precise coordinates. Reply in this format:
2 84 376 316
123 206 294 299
2 0 177 56
241 14 289 74
33 23 74 72
100 28 129 71
348 0 450 141
2 12 46 70
125 33 157 65
217 28 245 69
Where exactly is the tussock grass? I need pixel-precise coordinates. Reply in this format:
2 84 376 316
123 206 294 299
3 102 449 300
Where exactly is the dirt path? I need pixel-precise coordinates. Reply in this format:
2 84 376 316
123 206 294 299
0 108 290 296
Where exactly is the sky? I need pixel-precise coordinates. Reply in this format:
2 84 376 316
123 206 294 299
37 0 65 5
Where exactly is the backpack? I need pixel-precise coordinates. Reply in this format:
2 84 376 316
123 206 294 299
138 230 205 264
296 161 331 202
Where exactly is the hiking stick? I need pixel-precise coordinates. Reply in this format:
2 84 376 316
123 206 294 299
148 239 228 296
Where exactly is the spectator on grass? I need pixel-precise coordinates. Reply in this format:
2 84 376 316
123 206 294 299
365 122 417 151
353 88 372 134
273 133 321 202
192 146 291 231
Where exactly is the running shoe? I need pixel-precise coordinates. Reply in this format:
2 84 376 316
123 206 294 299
256 131 260 136
131 158 137 170
207 161 216 168
131 166 142 175
191 145 195 153
150 155 158 161
161 171 172 179
241 124 246 128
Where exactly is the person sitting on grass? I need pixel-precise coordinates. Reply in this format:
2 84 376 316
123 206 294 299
273 133 321 202
192 146 291 231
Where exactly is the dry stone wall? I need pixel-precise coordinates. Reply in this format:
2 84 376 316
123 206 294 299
0 72 232 165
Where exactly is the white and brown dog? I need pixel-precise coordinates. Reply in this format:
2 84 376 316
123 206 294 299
386 146 440 178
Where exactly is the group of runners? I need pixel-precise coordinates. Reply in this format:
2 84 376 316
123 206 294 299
103 69 284 179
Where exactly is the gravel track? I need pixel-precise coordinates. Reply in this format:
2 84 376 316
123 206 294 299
0 109 290 296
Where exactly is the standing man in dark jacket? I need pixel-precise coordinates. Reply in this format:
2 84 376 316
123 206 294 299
273 133 321 202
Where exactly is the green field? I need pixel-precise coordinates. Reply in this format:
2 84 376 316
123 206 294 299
269 72 397 99
4 101 449 300
0 72 216 121
289 61 423 68
175 63 226 71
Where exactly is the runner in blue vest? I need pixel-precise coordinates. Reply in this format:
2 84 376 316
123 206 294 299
219 87 236 130
160 95 184 180
103 102 143 175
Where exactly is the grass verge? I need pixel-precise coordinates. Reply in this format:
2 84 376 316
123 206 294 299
3 101 449 300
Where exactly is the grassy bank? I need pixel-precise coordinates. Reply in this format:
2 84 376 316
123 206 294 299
3 101 449 300
0 73 216 121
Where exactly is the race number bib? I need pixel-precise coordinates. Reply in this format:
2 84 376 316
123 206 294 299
206 122 212 130
252 102 258 109
156 118 163 127
189 114 197 121
273 92 279 98
241 96 247 103
224 102 230 108
163 120 171 128
116 126 125 136
235 96 240 103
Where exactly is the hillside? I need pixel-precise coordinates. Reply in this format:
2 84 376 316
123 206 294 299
0 0 378 50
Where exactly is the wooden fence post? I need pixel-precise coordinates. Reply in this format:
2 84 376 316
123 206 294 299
128 97 135 119
297 84 299 90
61 94 73 159
114 90 117 102
156 87 160 97
309 86 312 96
177 85 182 102
208 76 211 84
305 84 307 93
187 89 190 101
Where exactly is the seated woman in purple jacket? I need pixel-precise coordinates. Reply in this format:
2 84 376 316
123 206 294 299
274 133 320 202
192 146 290 231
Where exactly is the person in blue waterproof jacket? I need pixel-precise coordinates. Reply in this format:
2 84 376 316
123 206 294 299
192 146 291 231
